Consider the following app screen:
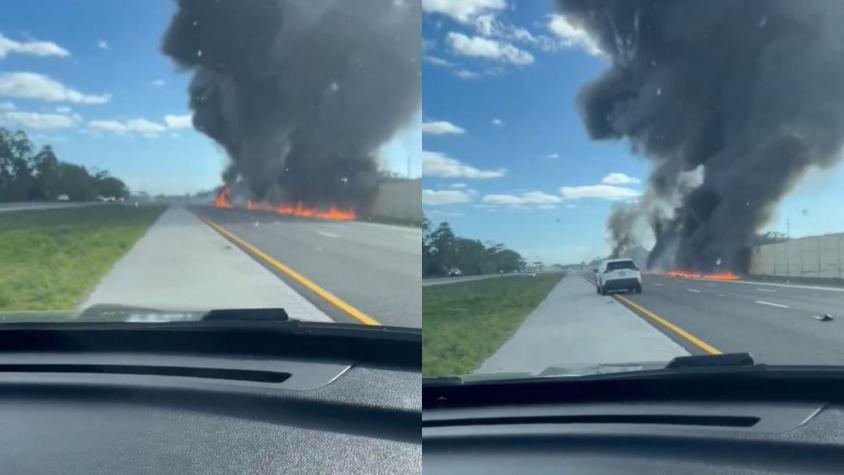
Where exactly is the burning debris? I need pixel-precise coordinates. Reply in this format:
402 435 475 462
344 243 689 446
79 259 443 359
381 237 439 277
214 185 355 221
557 0 844 272
163 0 420 211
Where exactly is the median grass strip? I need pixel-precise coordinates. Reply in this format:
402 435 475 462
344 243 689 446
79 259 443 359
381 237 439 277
0 205 165 311
423 273 563 378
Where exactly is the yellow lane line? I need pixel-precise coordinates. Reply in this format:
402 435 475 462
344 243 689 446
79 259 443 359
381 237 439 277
614 294 722 355
199 215 381 326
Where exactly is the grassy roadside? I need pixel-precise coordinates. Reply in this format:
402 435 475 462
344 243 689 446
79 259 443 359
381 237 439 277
0 205 165 311
423 273 563 378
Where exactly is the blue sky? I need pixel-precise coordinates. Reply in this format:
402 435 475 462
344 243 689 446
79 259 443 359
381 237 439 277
1 0 420 195
422 0 844 264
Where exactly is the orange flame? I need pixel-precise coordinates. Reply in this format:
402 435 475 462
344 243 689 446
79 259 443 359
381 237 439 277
215 186 233 208
214 185 355 221
649 269 740 281
245 199 356 221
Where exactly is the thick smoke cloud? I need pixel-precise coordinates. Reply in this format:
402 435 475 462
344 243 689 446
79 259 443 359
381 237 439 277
163 0 420 207
557 0 844 272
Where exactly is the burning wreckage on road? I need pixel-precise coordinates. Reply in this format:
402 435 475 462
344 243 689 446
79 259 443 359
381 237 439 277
557 0 844 275
163 0 420 222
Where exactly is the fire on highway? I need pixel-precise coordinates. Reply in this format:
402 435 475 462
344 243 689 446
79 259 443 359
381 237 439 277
214 186 356 221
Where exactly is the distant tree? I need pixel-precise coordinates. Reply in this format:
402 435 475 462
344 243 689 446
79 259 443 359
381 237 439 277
0 127 131 202
94 175 129 199
422 218 525 277
753 231 789 245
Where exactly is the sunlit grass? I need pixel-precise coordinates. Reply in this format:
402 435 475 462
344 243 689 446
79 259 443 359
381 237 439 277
0 205 164 311
423 274 562 378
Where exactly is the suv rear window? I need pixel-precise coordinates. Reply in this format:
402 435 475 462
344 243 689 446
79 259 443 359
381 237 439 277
607 261 637 271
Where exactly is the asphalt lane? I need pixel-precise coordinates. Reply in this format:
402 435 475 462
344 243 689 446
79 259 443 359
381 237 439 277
610 273 844 365
193 206 421 328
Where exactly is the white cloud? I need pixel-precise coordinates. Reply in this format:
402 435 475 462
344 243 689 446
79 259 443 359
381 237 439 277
3 111 77 130
164 114 192 129
559 184 641 200
601 172 641 185
548 153 560 159
0 34 69 59
423 189 473 205
0 101 14 110
422 150 505 179
422 120 465 135
97 40 109 50
88 118 167 136
446 32 534 65
55 105 72 113
0 72 109 104
421 0 506 23
491 118 503 126
474 14 539 44
548 14 602 56
88 120 127 133
126 118 166 134
455 69 480 79
450 182 468 189
424 55 454 67
482 191 561 206
151 79 166 87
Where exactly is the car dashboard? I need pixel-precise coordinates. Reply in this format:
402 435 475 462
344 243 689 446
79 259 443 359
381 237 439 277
423 368 844 474
0 321 421 474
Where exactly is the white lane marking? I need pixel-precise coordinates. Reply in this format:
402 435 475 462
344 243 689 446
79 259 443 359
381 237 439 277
654 283 664 287
755 300 790 309
706 282 716 286
317 231 339 239
756 288 776 293
718 294 726 297
687 288 701 293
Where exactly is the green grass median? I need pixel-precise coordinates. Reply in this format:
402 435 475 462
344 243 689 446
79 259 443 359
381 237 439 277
423 273 563 378
0 205 165 311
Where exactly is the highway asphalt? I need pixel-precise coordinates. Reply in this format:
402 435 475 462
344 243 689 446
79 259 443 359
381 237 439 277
193 206 421 328
594 272 844 365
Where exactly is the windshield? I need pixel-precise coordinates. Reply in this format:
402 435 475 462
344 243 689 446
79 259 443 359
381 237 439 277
1 0 421 328
422 0 844 379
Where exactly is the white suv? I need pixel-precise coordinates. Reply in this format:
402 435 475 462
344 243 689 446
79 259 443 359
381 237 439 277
596 258 642 295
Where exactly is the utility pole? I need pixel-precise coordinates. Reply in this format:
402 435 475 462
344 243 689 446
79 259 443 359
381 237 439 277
786 217 791 278
407 154 411 179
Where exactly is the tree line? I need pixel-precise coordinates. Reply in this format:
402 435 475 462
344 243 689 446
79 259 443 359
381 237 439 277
423 215 525 277
0 128 128 202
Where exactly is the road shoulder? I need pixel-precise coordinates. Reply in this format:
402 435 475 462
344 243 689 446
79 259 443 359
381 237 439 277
80 206 331 322
475 275 688 375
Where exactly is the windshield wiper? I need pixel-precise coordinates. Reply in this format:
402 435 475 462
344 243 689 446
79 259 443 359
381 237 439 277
202 308 289 322
666 352 756 369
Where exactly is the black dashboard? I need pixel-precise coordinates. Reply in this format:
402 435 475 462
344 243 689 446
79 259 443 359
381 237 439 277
0 320 420 474
423 368 844 474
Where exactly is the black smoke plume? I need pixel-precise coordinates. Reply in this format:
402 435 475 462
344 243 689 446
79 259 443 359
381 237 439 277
557 0 844 272
163 0 420 207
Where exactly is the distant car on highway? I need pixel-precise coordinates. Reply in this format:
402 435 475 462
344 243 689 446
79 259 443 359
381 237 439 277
596 258 642 295
57 194 69 201
447 268 462 277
